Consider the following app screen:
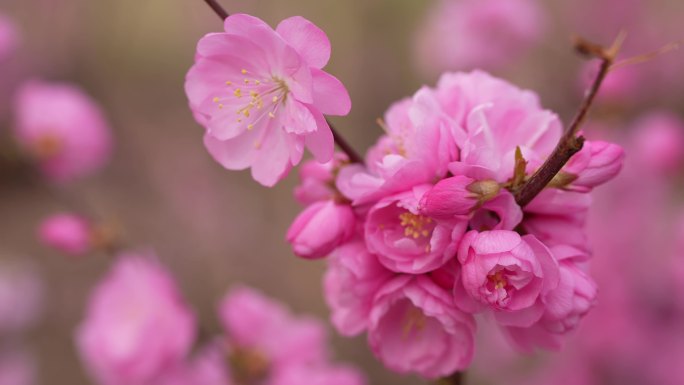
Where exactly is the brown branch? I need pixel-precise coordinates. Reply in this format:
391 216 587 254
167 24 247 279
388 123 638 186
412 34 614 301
200 0 363 164
513 33 625 207
203 0 229 20
436 372 463 385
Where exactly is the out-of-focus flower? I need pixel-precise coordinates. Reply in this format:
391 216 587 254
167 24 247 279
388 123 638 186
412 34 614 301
219 286 328 373
0 349 36 385
414 0 544 75
270 364 366 385
155 343 233 385
286 200 355 259
368 275 476 378
632 112 684 174
12 81 113 183
186 14 351 186
37 213 93 256
76 254 196 385
0 13 18 61
323 240 393 336
0 262 43 334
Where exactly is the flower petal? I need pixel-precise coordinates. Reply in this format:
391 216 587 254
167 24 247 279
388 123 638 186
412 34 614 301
310 68 351 116
276 16 331 69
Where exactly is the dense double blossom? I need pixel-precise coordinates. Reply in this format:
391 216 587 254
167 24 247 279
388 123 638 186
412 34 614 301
186 14 351 186
284 70 624 375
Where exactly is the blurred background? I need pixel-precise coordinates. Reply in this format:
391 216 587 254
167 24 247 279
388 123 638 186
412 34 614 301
1 0 684 384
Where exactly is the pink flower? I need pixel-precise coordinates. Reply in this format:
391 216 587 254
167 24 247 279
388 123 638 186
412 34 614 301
336 88 458 204
0 13 18 61
368 275 476 378
76 254 196 385
504 250 597 352
37 213 93 256
294 153 347 205
561 140 625 191
219 286 328 371
12 81 113 183
365 185 467 273
455 230 560 327
0 262 43 334
323 240 393 336
155 343 232 385
186 14 351 186
419 175 483 219
414 0 544 74
437 71 563 182
286 200 355 259
0 350 35 385
632 112 684 174
522 189 590 250
271 364 366 385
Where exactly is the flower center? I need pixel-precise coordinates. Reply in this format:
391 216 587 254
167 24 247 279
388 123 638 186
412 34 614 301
487 270 508 290
33 134 62 159
402 306 427 339
229 346 270 383
398 212 433 239
212 69 290 131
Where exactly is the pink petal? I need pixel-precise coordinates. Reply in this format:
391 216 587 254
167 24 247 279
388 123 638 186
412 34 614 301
310 68 351 116
203 130 260 170
283 99 317 135
250 125 296 186
305 106 334 163
276 16 331 69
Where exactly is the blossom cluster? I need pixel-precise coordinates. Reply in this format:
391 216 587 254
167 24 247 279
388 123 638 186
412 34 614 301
76 253 366 385
286 71 624 378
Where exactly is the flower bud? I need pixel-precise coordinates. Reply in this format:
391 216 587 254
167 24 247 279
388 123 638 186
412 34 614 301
38 213 93 256
420 176 500 219
287 201 355 259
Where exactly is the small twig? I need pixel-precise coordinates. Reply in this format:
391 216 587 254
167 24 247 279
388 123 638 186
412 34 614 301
611 38 683 70
436 372 463 385
200 0 363 164
513 33 624 207
203 0 229 19
329 119 363 163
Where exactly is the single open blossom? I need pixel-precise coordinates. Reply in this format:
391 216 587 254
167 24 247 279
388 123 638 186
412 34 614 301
323 240 393 336
455 230 560 328
365 185 467 274
286 200 355 259
38 213 93 256
76 254 196 385
219 286 329 372
368 275 476 378
13 81 113 182
414 0 544 74
186 14 351 186
0 13 18 61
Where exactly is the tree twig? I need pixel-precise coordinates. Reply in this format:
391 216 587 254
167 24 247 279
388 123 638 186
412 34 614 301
200 0 363 164
513 33 625 207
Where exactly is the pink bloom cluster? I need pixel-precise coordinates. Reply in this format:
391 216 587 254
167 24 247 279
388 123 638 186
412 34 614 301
186 14 350 187
76 253 365 385
287 71 624 378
